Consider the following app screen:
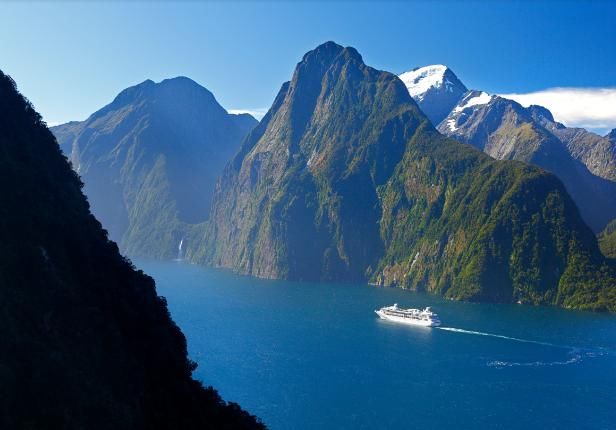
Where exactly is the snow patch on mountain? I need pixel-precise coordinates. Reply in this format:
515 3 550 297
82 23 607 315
446 118 458 132
454 91 493 113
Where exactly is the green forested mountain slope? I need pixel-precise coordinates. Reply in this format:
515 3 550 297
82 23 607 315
0 71 263 429
188 42 615 311
599 219 616 259
52 77 257 259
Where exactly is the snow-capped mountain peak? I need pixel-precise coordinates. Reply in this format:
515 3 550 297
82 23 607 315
399 65 451 101
398 65 468 125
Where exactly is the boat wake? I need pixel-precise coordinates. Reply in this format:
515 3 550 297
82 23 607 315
436 327 561 348
436 326 611 368
487 350 582 368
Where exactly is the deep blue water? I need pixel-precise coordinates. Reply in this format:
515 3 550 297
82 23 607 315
136 260 616 429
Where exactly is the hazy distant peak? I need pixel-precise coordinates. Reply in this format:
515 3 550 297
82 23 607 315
160 75 197 84
87 76 224 125
115 76 212 101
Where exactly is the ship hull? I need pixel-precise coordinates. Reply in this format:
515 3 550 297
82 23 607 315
375 310 441 327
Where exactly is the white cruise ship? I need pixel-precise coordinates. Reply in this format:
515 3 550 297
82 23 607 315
375 304 441 327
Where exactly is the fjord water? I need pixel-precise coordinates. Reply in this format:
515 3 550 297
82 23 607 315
137 260 616 429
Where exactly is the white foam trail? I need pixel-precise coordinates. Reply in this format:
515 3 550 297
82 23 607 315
487 348 612 368
437 326 612 368
487 352 583 368
437 327 561 348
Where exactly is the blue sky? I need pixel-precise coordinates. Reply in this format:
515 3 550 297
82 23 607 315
1 1 615 132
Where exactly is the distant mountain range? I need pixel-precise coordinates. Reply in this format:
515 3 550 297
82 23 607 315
400 65 616 232
186 42 615 311
0 70 262 428
52 77 257 259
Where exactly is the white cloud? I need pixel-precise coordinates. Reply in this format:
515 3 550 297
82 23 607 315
499 88 616 135
228 108 268 121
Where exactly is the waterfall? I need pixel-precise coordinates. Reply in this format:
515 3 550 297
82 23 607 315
177 238 184 260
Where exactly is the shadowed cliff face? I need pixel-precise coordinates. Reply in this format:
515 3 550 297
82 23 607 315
188 42 615 311
52 77 257 259
0 71 263 429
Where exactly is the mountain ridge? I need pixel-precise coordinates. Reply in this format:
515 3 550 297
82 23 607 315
188 42 616 311
400 64 616 232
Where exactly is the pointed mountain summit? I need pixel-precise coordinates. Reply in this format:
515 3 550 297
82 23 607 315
527 104 556 124
0 70 262 428
52 77 257 259
399 65 467 125
188 42 615 310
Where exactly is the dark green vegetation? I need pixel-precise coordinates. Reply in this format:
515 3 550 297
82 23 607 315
599 219 616 259
189 42 616 311
52 78 256 259
0 71 263 429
